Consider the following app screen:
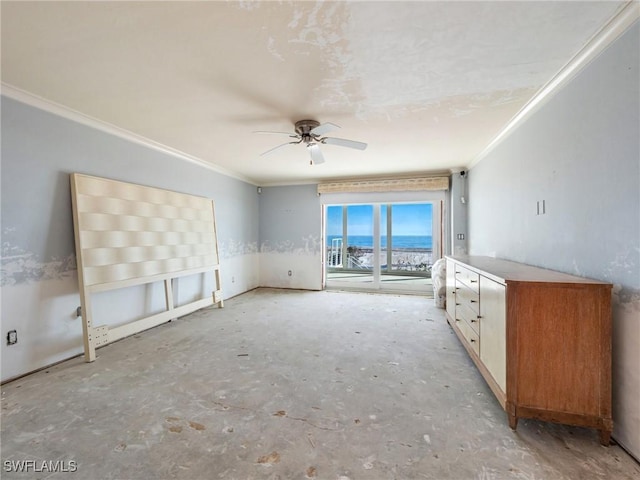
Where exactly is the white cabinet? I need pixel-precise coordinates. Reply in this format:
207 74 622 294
478 277 506 392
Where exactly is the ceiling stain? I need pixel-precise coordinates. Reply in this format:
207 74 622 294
0 1 627 184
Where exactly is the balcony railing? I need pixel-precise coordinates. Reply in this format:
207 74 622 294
326 245 433 277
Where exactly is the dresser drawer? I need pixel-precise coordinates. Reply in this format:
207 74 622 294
456 316 480 356
457 302 480 335
455 265 480 292
456 283 479 314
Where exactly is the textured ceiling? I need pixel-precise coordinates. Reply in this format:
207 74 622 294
0 1 627 185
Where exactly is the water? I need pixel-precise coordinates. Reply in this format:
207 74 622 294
327 235 432 250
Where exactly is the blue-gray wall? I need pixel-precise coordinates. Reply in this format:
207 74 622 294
258 185 321 253
467 22 639 459
1 97 260 381
258 185 322 289
450 171 468 255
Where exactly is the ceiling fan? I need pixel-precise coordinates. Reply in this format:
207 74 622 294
255 120 367 165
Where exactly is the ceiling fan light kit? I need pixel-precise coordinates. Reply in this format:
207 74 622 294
256 119 367 165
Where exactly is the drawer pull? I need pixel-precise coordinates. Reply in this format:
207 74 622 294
471 319 477 323
470 338 477 343
470 279 478 283
470 300 477 303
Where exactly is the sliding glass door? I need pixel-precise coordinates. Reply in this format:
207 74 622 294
326 205 374 282
325 202 439 293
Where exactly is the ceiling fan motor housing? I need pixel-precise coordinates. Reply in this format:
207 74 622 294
295 120 321 143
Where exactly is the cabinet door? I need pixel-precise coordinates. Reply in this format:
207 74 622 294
479 277 506 392
445 259 456 320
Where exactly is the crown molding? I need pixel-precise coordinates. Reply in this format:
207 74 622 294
0 84 258 185
468 1 639 170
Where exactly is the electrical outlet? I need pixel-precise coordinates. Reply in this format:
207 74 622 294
7 330 17 345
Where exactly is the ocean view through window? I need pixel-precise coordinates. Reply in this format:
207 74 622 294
325 235 432 249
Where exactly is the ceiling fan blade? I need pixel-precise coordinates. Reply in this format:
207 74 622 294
260 142 295 156
322 137 368 150
310 122 340 136
253 130 298 137
307 144 325 165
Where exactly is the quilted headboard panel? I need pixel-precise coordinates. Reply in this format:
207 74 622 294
70 173 223 361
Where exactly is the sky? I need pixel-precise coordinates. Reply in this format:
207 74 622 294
327 203 433 236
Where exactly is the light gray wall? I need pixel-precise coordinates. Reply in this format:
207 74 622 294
1 97 260 381
258 185 321 253
467 23 639 459
258 185 322 289
450 171 468 255
1 97 260 269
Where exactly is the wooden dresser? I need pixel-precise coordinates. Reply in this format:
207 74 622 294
445 255 612 444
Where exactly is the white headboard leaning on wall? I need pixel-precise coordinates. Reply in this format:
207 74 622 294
70 173 223 362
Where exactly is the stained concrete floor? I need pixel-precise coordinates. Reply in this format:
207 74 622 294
1 288 639 480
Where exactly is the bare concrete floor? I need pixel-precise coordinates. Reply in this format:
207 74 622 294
2 288 639 479
326 272 432 295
